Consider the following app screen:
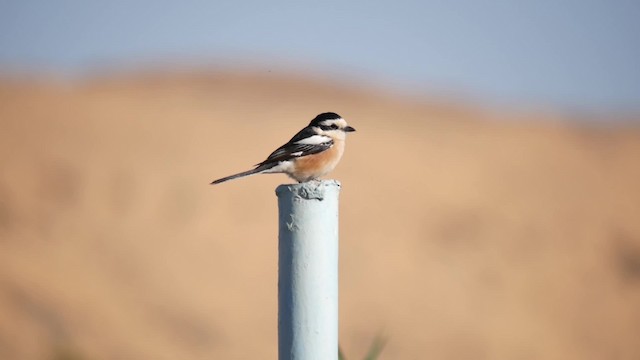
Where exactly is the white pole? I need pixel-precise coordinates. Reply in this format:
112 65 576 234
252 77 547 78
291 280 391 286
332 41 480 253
276 180 340 360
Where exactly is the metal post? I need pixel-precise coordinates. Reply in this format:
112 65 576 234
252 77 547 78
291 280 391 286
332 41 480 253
276 180 340 360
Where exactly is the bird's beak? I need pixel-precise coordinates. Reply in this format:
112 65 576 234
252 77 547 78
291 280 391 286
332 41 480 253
344 126 356 132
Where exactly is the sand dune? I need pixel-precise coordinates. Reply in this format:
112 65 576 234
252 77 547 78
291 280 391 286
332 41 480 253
1 71 639 359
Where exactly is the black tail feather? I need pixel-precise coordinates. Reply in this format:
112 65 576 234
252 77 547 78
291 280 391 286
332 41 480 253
210 163 276 185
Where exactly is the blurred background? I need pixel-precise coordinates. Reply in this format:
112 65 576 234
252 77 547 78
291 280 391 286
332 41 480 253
1 1 640 359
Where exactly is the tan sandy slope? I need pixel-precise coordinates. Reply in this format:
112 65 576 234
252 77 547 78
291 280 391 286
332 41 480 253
0 71 639 359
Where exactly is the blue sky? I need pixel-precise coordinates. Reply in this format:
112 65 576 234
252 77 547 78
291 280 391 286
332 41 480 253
1 0 639 114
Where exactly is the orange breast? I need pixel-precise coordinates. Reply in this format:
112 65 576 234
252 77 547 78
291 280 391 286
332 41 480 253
291 140 345 182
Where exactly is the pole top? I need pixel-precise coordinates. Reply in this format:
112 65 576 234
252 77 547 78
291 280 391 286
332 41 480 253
275 180 341 201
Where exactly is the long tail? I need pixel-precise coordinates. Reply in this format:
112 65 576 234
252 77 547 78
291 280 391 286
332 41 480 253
210 163 276 185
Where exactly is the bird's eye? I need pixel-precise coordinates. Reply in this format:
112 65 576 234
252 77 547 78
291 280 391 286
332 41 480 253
330 124 339 130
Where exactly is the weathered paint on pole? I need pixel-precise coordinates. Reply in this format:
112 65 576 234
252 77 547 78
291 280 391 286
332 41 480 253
276 180 340 360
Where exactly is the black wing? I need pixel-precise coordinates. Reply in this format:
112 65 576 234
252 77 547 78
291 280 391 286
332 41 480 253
256 127 333 166
259 141 332 165
286 126 318 144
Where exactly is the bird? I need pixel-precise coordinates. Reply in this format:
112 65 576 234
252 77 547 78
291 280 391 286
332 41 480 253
210 112 356 185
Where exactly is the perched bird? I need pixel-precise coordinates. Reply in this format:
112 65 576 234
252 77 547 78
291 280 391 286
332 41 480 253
211 112 356 184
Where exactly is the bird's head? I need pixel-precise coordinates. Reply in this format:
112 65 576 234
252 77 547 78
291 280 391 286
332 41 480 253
309 112 356 138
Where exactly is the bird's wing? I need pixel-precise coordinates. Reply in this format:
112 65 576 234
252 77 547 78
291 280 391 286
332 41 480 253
257 134 333 166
